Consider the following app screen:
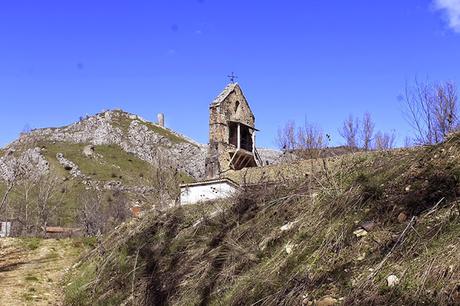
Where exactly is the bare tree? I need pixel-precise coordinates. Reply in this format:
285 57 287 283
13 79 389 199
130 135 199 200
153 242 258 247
433 82 458 138
35 175 62 235
404 136 413 148
339 115 360 149
403 79 458 145
10 175 40 234
276 120 296 151
361 112 375 151
276 120 325 159
110 190 130 224
79 190 104 236
296 120 325 158
145 153 184 208
374 131 396 150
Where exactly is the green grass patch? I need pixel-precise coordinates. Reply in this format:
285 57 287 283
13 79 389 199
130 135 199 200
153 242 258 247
20 238 42 251
64 262 97 306
25 275 39 282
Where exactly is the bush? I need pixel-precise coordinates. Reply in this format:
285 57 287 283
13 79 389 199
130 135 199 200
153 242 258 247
20 238 42 251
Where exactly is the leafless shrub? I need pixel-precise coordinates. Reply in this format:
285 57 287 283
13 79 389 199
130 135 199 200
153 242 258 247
276 120 325 158
296 121 325 158
374 130 396 150
35 174 63 234
361 112 375 151
403 79 458 145
276 120 297 151
79 191 103 236
339 114 360 149
79 190 130 236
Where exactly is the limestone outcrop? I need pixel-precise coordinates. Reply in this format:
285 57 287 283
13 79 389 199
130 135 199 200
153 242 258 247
5 110 207 179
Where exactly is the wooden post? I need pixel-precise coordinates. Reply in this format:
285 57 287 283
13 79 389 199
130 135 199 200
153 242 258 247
237 123 241 149
252 131 256 154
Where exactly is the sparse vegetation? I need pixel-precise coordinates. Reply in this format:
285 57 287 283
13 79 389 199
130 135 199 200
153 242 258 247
0 138 195 233
276 119 326 158
2 93 460 305
402 79 459 145
64 133 460 305
20 237 42 250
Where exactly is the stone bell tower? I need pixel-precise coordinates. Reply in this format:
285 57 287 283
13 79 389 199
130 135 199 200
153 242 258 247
205 83 261 179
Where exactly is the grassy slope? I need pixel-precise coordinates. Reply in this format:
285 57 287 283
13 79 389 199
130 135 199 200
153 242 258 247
64 136 460 305
41 142 155 184
1 141 194 227
0 111 197 230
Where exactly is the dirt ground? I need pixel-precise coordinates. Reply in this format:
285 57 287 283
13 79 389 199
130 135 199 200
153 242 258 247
0 238 83 306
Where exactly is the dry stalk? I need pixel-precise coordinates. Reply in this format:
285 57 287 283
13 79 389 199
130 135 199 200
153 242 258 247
361 216 417 288
424 197 446 218
131 246 142 299
416 257 436 298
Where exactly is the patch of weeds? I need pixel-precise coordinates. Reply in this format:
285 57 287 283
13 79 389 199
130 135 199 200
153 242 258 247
401 170 458 215
117 246 131 275
25 275 39 282
64 262 97 306
23 292 35 302
70 237 97 250
47 251 59 260
82 237 97 248
355 172 384 201
20 237 42 250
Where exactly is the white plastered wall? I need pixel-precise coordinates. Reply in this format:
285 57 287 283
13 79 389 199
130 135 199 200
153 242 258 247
180 181 237 205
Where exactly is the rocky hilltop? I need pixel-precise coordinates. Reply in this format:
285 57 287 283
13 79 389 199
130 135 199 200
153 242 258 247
2 110 207 180
0 110 212 232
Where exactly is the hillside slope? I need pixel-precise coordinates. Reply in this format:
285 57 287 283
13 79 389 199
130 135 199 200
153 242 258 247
0 110 205 231
65 134 460 305
2 109 207 179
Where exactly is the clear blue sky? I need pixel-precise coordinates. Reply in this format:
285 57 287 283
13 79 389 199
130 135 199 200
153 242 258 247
1 0 459 148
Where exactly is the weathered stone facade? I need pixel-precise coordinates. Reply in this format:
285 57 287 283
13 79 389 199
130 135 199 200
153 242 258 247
205 83 260 179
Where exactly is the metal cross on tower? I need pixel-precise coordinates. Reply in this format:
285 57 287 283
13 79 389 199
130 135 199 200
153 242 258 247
227 72 238 84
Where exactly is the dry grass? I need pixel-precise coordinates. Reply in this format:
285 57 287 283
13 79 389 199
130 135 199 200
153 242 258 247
65 134 460 305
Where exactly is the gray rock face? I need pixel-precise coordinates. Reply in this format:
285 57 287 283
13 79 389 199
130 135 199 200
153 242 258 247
0 148 49 182
7 110 207 179
82 145 95 157
258 148 283 165
56 153 85 178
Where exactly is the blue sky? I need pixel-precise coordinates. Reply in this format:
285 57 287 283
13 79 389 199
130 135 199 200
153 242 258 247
0 0 459 148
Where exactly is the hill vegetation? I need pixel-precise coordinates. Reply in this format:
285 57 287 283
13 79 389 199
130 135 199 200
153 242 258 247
0 110 200 235
64 133 460 305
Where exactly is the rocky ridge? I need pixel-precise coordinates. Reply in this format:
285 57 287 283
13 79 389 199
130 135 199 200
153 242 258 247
3 110 208 180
